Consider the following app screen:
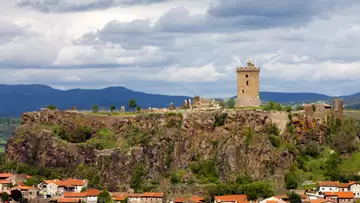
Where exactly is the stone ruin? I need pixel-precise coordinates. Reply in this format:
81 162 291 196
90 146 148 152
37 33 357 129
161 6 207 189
302 98 344 123
192 96 220 109
120 106 125 112
169 103 176 110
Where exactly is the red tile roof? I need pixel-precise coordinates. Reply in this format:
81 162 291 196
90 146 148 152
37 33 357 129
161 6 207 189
303 199 336 203
64 192 87 198
0 173 13 178
319 181 340 187
174 196 204 203
214 195 248 203
11 185 34 190
57 198 80 203
86 189 100 196
324 192 354 199
0 180 12 184
43 179 87 187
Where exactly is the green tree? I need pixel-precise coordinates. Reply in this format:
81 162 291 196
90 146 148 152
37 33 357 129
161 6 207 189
130 164 146 192
136 106 141 112
46 105 57 110
97 190 112 203
288 192 301 203
92 105 99 113
284 171 300 189
295 105 304 111
1 192 9 203
226 98 235 108
129 99 137 111
110 105 116 112
239 181 274 200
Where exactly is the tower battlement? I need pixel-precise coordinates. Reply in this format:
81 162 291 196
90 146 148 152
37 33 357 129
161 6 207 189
236 67 260 72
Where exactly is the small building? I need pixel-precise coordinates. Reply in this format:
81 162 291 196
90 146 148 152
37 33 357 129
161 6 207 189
302 198 336 203
259 196 287 203
348 182 360 199
37 179 87 197
86 189 100 203
127 192 166 203
57 198 81 203
10 185 39 199
323 192 354 203
319 181 340 193
173 196 205 203
214 194 248 203
63 192 87 202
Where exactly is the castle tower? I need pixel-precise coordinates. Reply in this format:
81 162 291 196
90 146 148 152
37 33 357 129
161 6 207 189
235 59 261 107
332 98 344 120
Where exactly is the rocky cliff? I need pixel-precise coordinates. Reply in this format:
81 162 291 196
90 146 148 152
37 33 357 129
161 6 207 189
5 108 294 193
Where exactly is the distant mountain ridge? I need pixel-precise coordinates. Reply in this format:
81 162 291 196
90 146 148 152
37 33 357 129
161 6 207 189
0 84 359 117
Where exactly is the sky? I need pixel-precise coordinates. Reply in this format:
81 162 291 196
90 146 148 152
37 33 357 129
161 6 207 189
1 0 360 97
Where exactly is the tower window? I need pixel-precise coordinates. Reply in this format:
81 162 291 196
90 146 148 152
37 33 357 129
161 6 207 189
242 90 244 93
246 81 249 86
245 74 248 78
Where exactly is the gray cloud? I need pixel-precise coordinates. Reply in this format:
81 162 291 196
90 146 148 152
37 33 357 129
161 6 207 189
17 0 170 13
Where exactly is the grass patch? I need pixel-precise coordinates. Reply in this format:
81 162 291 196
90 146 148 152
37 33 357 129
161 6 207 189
85 128 118 150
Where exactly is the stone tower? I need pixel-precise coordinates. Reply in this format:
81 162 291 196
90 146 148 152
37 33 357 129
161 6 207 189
333 98 344 120
236 59 261 107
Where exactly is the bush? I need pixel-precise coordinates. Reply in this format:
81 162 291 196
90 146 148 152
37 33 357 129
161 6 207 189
284 105 292 112
53 126 92 143
92 105 99 113
46 105 57 110
288 192 301 203
235 174 253 185
170 172 181 184
130 163 146 192
189 160 219 183
284 171 300 189
214 113 228 127
239 181 274 200
268 135 281 148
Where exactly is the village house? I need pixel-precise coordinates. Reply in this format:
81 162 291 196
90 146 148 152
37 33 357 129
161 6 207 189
302 198 336 203
319 181 340 193
10 185 39 199
56 198 81 203
127 192 166 203
37 179 88 197
173 196 205 203
112 192 129 203
324 192 354 203
214 194 248 203
259 196 287 203
63 189 100 203
348 182 360 198
86 189 100 203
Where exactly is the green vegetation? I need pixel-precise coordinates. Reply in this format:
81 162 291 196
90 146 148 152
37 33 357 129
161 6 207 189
288 192 301 203
53 125 92 143
110 105 116 112
268 135 281 148
263 101 283 111
46 105 57 110
92 105 99 113
214 113 228 127
97 190 113 203
130 163 146 192
129 99 137 111
189 160 219 184
86 128 117 150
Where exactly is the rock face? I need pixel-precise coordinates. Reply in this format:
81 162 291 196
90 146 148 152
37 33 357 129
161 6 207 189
6 109 294 192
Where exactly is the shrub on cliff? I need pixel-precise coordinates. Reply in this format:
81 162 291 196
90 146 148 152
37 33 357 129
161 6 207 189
130 163 146 192
46 105 57 110
288 192 301 203
284 171 301 189
92 105 99 113
268 135 281 148
189 160 219 183
53 126 92 143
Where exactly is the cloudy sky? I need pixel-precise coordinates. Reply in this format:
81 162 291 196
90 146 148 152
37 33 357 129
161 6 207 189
1 0 360 97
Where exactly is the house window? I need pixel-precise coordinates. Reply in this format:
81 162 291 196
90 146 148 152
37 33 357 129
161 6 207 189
245 74 248 78
242 90 244 93
246 81 249 86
